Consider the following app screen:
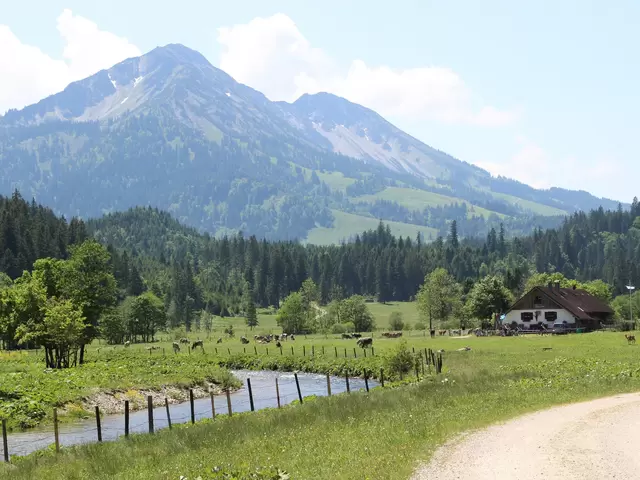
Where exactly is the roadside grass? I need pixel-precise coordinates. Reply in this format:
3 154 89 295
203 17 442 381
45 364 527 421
4 331 640 479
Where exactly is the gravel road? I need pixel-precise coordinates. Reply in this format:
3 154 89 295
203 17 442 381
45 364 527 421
413 392 640 480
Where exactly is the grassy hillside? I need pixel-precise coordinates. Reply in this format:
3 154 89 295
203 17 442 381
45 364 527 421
354 187 506 219
490 192 567 216
305 209 438 244
316 171 356 192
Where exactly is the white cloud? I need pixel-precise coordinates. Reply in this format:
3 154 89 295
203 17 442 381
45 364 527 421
218 14 516 126
477 136 622 196
0 9 140 114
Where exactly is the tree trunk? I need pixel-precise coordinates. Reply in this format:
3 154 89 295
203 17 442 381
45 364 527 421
79 344 85 364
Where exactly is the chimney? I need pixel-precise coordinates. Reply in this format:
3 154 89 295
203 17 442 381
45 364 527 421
555 282 561 292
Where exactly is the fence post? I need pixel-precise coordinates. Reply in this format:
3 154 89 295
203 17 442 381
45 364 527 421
353 348 357 358
275 378 281 408
165 398 172 430
215 347 218 354
345 372 350 393
294 373 303 404
228 348 231 355
125 400 130 437
53 408 60 453
363 348 367 358
291 346 294 355
344 348 347 358
244 347 246 354
148 396 154 433
280 347 283 355
95 406 102 441
380 368 385 387
326 374 332 396
2 419 8 463
210 392 216 419
312 345 315 356
414 360 420 380
254 346 257 355
335 346 338 358
303 346 306 356
247 379 255 412
372 346 375 356
322 346 325 355
188 346 191 355
266 347 269 355
364 370 370 392
190 389 195 424
226 389 233 416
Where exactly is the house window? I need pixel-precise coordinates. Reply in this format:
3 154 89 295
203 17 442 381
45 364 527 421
533 296 543 308
545 311 558 322
521 312 533 322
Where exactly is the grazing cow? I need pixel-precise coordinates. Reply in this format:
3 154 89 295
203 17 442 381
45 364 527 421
192 340 204 351
274 335 280 341
146 345 160 351
281 334 288 341
452 329 461 336
438 330 447 336
457 346 472 352
241 336 250 344
625 334 636 344
352 333 362 338
216 337 223 344
124 341 131 348
357 337 373 348
172 342 180 353
341 333 353 339
179 338 189 344
437 349 445 353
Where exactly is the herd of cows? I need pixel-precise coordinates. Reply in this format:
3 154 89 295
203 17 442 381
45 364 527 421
121 330 414 353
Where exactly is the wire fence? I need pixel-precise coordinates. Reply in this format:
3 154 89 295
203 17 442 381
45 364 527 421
1 369 389 461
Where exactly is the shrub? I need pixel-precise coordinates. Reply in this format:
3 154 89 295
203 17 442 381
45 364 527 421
383 340 415 376
414 322 427 330
342 321 355 333
331 323 346 334
389 311 405 331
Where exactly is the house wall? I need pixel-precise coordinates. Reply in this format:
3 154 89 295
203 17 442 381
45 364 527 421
504 308 576 327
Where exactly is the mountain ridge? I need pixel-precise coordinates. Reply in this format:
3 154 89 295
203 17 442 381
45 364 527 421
0 43 625 242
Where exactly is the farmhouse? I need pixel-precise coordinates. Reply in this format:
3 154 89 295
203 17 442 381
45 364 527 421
503 282 613 330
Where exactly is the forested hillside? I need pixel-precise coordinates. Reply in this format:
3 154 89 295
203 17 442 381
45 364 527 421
0 191 87 278
0 44 621 243
2 193 639 336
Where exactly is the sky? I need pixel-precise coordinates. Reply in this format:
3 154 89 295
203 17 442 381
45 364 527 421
1 1 638 202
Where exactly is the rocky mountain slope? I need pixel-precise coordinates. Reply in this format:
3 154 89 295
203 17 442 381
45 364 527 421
0 44 622 242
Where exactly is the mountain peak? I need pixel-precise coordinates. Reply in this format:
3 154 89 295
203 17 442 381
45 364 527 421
145 43 212 68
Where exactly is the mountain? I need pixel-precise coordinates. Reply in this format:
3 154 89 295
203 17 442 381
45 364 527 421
0 44 625 242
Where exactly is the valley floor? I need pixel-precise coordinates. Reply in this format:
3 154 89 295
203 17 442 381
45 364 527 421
3 332 640 479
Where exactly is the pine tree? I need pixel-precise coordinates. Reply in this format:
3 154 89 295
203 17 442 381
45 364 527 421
245 287 258 329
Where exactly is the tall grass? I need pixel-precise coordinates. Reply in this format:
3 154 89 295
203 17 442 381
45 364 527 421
3 332 640 479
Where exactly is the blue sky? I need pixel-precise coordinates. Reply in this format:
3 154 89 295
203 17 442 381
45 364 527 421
1 1 637 202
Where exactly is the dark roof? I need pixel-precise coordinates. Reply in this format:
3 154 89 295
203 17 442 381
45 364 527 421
508 286 613 321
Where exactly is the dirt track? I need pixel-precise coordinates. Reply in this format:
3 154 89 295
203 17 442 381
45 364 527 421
413 392 640 479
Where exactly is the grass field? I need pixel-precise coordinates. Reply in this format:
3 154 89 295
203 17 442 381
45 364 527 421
304 209 439 245
315 171 356 192
4 331 640 479
490 192 568 216
354 187 506 219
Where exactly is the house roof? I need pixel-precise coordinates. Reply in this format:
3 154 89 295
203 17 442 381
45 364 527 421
507 286 614 321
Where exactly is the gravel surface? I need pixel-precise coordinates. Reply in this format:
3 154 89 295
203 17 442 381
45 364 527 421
413 392 640 480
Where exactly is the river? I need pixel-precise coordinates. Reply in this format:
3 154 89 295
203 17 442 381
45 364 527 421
3 370 377 458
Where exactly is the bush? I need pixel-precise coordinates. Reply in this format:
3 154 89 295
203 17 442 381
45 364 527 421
383 340 416 376
342 321 356 333
331 323 346 334
389 311 405 331
414 322 427 330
